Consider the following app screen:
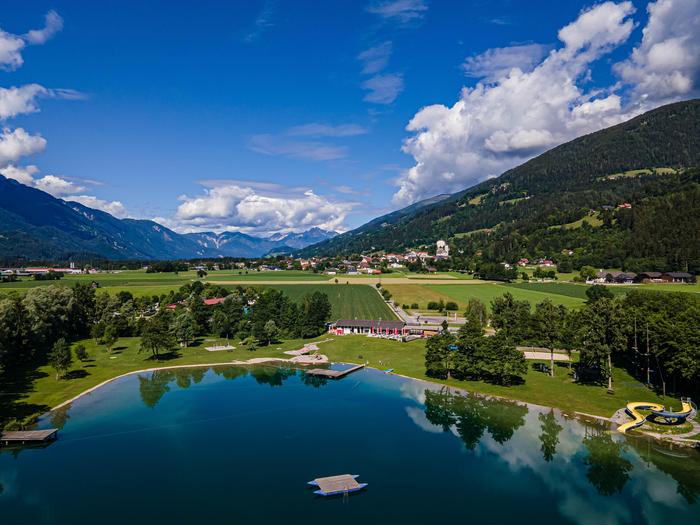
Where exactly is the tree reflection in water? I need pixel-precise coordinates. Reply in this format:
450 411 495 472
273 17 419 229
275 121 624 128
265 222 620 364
423 387 528 449
137 365 330 408
538 410 563 462
300 372 328 388
138 370 173 408
250 366 296 387
582 428 633 496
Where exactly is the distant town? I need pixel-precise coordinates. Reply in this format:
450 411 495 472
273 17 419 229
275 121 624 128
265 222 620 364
1 238 694 285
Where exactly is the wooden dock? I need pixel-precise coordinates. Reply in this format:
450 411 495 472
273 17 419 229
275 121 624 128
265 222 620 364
305 364 365 379
1 429 58 446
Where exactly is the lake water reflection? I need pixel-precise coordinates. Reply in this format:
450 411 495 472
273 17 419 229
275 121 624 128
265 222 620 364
1 365 698 524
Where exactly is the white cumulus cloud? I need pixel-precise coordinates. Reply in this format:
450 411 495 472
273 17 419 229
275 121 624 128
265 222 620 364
67 195 128 218
0 30 25 71
615 0 700 104
0 84 48 120
170 183 354 234
0 164 127 218
0 127 47 166
0 11 63 70
0 164 39 185
33 174 86 197
394 1 650 205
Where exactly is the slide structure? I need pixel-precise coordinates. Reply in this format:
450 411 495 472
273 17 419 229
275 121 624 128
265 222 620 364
617 398 694 434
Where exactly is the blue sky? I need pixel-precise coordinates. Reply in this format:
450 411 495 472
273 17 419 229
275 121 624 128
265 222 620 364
1 1 698 234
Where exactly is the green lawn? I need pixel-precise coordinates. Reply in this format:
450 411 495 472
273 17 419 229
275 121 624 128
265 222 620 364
266 284 396 320
4 334 674 424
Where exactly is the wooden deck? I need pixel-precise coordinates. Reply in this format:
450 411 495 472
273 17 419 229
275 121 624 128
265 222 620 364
315 474 361 493
1 428 58 445
305 364 364 379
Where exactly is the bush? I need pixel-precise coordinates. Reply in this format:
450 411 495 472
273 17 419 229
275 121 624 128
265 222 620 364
410 303 419 309
402 304 410 309
427 301 440 310
445 301 458 311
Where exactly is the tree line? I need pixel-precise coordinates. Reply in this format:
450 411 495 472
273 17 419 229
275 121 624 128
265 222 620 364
425 286 700 394
0 282 332 378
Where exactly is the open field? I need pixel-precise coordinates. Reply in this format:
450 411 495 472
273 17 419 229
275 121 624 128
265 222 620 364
265 284 396 320
387 281 700 312
2 269 696 304
3 335 674 423
385 282 586 311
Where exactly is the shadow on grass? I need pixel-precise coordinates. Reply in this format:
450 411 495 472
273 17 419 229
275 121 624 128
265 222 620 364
64 369 90 380
0 363 51 429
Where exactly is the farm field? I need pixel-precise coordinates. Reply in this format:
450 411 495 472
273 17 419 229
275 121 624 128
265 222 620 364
385 282 586 311
0 269 328 296
266 284 396 321
387 281 700 312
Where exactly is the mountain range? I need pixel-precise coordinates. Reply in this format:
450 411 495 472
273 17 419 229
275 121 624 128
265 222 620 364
0 177 336 261
1 99 698 268
300 99 700 272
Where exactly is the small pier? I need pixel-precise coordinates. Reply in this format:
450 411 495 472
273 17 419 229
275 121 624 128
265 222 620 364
1 428 58 446
305 364 365 379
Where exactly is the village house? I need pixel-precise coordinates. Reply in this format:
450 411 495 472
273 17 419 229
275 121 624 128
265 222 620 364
594 271 637 284
665 272 694 283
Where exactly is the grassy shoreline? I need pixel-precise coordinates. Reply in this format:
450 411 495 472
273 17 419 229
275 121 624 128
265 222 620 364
3 335 675 425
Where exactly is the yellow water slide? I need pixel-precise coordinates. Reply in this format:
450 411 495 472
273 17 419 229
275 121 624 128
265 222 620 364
617 399 694 434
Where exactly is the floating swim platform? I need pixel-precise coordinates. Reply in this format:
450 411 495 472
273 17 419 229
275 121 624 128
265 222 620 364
308 474 368 496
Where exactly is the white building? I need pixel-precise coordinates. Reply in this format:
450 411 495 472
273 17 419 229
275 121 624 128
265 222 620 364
436 240 450 259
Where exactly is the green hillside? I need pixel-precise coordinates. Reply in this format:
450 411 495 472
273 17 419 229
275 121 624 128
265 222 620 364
301 99 700 273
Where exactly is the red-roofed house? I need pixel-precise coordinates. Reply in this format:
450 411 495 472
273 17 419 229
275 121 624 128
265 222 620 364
203 297 226 306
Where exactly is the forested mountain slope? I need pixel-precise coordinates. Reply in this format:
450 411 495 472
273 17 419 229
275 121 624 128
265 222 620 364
300 99 700 272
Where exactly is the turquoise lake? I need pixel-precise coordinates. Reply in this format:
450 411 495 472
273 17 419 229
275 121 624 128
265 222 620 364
1 365 698 524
